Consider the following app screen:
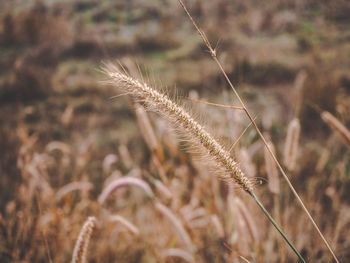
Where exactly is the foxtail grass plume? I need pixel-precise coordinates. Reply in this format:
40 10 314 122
103 63 253 193
283 118 301 171
321 111 350 148
71 216 97 263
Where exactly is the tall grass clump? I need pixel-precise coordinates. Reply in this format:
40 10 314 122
103 64 305 262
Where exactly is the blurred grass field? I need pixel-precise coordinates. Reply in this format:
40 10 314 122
0 1 349 262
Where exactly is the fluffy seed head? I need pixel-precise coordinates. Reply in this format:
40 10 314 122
103 63 253 193
71 216 97 263
283 118 301 171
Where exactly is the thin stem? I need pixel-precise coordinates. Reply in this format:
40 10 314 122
229 116 256 153
186 98 244 111
178 1 339 262
250 192 306 263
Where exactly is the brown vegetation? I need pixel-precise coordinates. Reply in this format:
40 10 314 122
0 0 349 262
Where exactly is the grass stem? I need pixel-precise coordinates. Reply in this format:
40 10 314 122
251 192 306 263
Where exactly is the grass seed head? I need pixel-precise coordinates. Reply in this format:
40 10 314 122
71 216 97 263
103 63 253 193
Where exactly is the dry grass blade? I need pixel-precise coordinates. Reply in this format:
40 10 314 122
229 116 256 153
321 111 350 148
108 214 140 236
155 202 195 252
56 181 93 202
71 216 97 263
234 197 260 242
118 144 133 169
98 176 154 204
135 103 161 156
162 248 195 263
239 255 252 263
210 214 225 238
187 98 244 111
154 179 173 200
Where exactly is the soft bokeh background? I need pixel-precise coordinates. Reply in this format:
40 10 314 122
0 0 349 262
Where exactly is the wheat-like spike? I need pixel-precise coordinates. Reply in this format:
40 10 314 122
103 64 253 193
283 118 301 171
71 216 97 263
321 111 350 148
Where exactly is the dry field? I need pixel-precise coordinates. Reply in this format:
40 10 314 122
0 0 350 262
